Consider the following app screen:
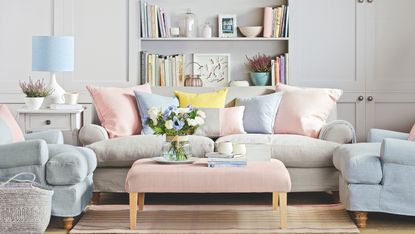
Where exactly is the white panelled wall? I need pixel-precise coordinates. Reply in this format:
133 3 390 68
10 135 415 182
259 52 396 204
1 0 415 142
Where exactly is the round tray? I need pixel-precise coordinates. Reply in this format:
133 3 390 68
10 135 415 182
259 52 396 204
151 157 198 164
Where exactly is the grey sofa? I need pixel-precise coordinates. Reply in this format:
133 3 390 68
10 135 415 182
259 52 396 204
334 128 415 228
79 87 355 195
0 129 97 231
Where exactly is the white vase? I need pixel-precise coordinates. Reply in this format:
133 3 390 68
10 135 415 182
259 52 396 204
24 97 44 110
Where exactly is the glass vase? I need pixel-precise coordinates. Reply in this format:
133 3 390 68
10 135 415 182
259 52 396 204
162 135 192 161
180 9 198 37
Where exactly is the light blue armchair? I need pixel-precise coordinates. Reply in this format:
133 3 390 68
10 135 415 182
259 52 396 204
0 128 97 231
333 128 415 228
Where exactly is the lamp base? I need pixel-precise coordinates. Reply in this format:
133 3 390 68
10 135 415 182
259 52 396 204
44 73 65 106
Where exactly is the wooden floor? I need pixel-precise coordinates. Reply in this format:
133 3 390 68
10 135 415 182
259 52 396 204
46 192 415 234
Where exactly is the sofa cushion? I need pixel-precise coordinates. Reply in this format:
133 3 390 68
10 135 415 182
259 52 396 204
216 134 339 167
46 145 97 186
333 143 382 184
88 135 214 167
175 88 228 108
0 104 24 144
194 107 246 137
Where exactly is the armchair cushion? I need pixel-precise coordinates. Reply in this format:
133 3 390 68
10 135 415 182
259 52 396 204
381 138 415 166
0 104 24 143
368 128 409 143
319 120 356 144
46 145 97 185
0 140 48 169
333 143 382 184
24 129 64 144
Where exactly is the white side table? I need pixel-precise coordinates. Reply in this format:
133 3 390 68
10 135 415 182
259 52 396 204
17 108 84 145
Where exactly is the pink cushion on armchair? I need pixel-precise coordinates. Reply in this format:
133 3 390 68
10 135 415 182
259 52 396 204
0 104 24 143
274 85 343 138
408 124 415 141
87 84 151 138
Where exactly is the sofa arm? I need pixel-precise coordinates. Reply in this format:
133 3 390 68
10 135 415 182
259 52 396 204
319 120 356 144
381 138 415 166
25 129 64 144
368 128 409 143
0 140 48 169
79 124 109 145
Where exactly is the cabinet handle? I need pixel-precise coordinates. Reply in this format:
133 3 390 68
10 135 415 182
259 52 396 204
367 0 374 2
45 120 51 125
367 96 374 102
358 96 364 101
358 0 364 3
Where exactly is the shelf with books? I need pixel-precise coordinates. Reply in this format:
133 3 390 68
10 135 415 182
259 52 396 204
140 37 289 41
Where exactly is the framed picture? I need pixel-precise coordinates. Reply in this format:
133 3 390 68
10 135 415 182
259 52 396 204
193 53 230 87
218 14 237 38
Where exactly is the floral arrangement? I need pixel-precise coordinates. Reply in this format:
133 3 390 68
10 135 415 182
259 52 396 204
19 77 53 98
147 105 206 136
245 54 272 73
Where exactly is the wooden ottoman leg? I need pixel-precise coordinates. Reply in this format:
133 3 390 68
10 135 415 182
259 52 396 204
354 211 368 228
272 192 279 211
91 192 101 205
138 193 145 211
129 193 138 230
63 217 74 231
279 193 288 229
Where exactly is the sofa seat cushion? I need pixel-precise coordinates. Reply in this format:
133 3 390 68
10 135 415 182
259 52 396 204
88 135 214 168
333 143 382 184
216 134 340 167
46 145 97 186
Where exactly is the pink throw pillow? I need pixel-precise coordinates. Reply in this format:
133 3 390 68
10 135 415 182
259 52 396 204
87 84 152 138
274 85 343 138
0 104 25 143
408 124 415 141
195 106 246 137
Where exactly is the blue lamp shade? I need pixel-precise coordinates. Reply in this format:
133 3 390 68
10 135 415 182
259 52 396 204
32 36 74 72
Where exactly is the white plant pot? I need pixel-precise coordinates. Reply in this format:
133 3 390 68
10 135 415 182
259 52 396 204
24 97 44 110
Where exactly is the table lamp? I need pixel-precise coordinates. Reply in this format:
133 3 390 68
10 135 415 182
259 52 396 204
32 36 74 105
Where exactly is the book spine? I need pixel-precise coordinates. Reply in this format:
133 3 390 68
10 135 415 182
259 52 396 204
285 53 289 85
140 51 145 84
160 58 165 86
285 6 289 37
271 59 275 86
147 4 152 38
275 7 282 38
263 7 273 38
164 12 171 38
140 1 146 38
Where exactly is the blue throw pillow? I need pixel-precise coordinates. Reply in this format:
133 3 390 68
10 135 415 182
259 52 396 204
134 91 179 134
235 92 282 134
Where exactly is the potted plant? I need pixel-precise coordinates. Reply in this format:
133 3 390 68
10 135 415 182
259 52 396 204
147 105 206 161
246 54 272 86
19 77 53 110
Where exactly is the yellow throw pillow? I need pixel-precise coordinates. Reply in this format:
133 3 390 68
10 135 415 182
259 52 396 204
174 88 228 108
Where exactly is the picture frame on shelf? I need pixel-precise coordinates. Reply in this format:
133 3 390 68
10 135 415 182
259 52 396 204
193 53 230 87
218 14 237 38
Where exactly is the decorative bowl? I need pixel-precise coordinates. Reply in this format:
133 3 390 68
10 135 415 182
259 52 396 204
238 26 263 38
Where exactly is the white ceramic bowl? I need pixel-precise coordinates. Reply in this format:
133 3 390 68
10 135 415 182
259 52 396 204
238 26 263 38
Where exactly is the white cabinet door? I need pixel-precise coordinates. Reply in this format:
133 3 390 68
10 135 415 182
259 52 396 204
337 92 367 142
365 0 415 91
289 0 365 91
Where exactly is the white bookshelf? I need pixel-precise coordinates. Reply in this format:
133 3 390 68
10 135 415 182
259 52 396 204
138 0 289 86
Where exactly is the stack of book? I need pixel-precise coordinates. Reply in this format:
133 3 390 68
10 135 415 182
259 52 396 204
140 1 171 38
271 53 289 86
140 51 185 87
206 152 247 168
263 5 289 38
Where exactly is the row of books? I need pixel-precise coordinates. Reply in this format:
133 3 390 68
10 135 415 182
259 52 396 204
140 51 185 87
140 2 171 38
271 53 289 86
206 152 247 168
263 5 289 38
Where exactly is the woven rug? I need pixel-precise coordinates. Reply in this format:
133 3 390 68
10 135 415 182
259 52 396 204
70 204 359 234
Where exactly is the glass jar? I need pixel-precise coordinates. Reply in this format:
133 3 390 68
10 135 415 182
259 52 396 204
180 9 198 37
162 135 192 161
184 74 203 87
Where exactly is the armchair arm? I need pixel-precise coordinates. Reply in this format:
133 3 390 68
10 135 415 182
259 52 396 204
319 120 356 144
24 129 64 144
381 138 415 166
368 128 409 143
0 140 48 169
79 124 109 146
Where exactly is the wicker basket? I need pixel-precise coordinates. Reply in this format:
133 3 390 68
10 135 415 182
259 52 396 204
0 173 54 233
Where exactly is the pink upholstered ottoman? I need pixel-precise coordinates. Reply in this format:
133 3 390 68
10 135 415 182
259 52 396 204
125 158 291 230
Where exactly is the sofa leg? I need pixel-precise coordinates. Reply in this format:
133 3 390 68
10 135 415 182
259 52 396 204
63 217 74 231
331 191 340 203
91 192 101 205
353 211 368 228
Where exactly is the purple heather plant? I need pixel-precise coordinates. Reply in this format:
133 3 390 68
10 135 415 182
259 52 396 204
19 77 53 98
245 54 272 73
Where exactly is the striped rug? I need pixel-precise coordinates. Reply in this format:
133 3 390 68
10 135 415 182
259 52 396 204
71 204 359 234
